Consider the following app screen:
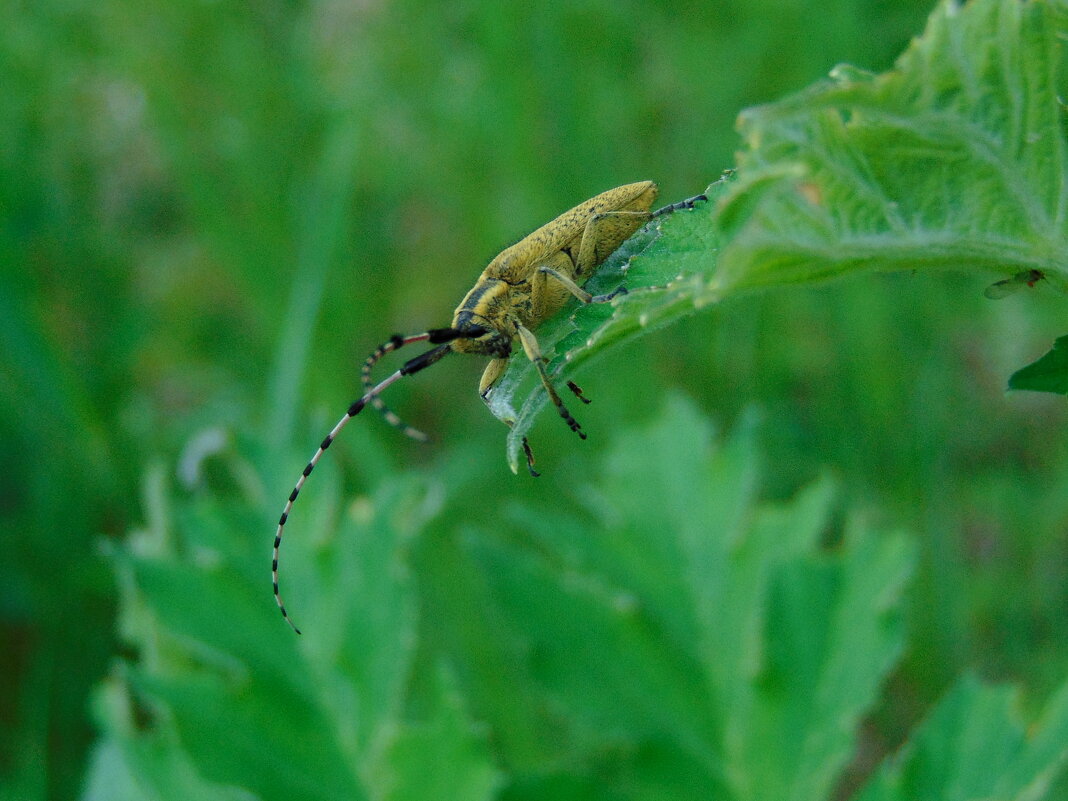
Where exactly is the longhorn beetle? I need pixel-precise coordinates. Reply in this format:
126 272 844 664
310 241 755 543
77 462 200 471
273 181 706 632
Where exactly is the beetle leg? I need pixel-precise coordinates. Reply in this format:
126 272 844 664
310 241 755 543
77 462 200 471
477 357 540 477
536 265 629 305
566 380 591 404
478 357 509 400
572 193 708 278
516 324 585 441
650 193 707 218
573 210 653 279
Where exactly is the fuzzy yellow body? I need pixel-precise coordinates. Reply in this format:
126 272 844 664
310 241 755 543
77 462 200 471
363 180 705 466
450 181 660 402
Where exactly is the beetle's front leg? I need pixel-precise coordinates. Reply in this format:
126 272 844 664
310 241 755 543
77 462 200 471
478 357 509 401
479 357 540 477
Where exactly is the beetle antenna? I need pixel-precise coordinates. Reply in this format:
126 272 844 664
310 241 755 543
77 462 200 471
362 335 432 442
272 326 485 634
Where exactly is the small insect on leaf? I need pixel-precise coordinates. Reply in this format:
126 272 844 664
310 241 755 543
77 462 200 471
983 269 1044 299
272 182 708 632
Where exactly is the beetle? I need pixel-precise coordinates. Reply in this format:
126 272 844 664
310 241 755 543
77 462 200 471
273 181 706 632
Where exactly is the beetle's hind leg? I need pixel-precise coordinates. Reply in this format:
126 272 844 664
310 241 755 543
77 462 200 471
573 210 656 280
650 193 708 218
565 193 708 286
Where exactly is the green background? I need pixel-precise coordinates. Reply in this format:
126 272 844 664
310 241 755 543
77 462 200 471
3 0 1066 798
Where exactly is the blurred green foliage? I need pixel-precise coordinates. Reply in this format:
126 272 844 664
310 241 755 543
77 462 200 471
79 395 1068 800
2 0 1068 798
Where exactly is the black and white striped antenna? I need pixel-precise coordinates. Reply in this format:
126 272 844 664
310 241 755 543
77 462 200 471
272 326 484 634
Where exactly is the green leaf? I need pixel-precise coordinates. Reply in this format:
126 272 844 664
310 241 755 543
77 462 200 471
102 470 445 801
371 665 501 801
468 395 915 798
715 0 1068 294
128 669 364 801
81 677 261 801
493 0 1068 462
98 395 1068 801
730 520 914 800
1008 334 1068 394
81 738 260 801
852 674 1068 801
